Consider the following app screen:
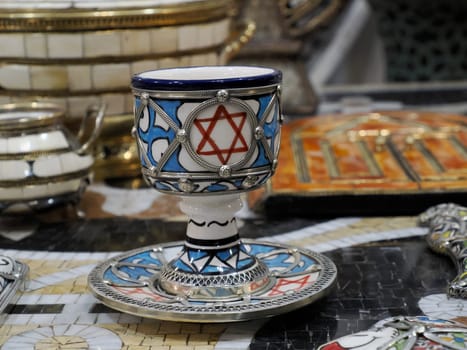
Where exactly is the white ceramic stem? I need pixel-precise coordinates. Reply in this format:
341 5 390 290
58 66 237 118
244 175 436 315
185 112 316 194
179 194 242 246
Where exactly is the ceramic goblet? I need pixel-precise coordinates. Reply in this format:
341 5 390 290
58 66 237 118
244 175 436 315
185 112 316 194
131 66 282 299
88 66 336 322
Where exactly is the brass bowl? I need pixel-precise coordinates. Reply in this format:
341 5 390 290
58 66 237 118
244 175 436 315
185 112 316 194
0 0 235 32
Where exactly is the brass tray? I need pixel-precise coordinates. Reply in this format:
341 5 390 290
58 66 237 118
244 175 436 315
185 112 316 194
250 111 467 216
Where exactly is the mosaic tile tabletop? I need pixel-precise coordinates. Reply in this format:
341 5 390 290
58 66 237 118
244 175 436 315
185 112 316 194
0 185 465 349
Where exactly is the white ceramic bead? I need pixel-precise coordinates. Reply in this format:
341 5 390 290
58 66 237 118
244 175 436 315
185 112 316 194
150 27 178 54
0 64 31 90
47 179 81 196
0 138 7 154
7 135 34 154
0 160 30 180
84 31 121 57
59 152 93 173
30 65 68 90
178 25 199 51
23 184 48 199
131 60 159 76
92 63 130 90
25 33 47 58
121 30 151 56
47 33 83 58
67 65 92 91
0 187 23 200
198 23 214 48
190 54 207 66
0 33 25 57
213 19 229 45
33 155 63 177
35 131 69 151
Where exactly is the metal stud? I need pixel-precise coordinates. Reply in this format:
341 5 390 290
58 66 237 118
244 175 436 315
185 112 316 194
255 126 264 140
176 129 187 143
219 165 232 178
141 92 150 105
216 89 229 102
179 179 194 193
242 175 258 188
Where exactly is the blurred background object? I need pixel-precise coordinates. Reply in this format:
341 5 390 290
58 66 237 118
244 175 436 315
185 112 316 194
231 0 347 116
368 0 467 83
0 0 256 183
309 0 467 116
0 102 104 215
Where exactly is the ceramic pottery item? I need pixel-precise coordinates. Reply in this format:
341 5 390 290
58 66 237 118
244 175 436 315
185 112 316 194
419 203 467 299
0 0 254 119
88 65 337 322
0 102 104 213
318 315 467 349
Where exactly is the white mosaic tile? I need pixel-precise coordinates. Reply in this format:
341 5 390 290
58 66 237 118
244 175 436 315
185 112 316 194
149 26 178 54
0 33 25 56
2 325 122 350
17 294 41 304
52 313 79 325
37 294 61 304
261 218 362 244
178 24 199 51
121 29 150 56
67 65 92 91
27 264 95 292
56 294 81 304
418 293 467 319
117 313 142 324
76 293 99 304
48 33 83 58
5 314 32 325
76 313 98 324
62 302 93 314
215 320 266 350
24 33 47 58
31 327 53 337
96 313 120 324
83 31 121 57
27 314 56 324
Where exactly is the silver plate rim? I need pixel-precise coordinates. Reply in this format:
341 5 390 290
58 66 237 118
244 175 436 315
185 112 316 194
88 239 337 323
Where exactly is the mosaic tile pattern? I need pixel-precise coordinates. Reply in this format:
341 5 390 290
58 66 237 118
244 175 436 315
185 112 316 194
250 238 466 350
0 216 464 349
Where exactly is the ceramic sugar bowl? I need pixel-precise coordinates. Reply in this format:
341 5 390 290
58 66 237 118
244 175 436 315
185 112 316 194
0 102 104 213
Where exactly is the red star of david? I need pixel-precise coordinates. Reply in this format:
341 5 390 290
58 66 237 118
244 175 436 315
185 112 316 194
193 105 248 164
267 275 311 296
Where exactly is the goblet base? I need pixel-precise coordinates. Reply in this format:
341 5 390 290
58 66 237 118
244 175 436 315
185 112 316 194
159 239 273 300
88 239 337 323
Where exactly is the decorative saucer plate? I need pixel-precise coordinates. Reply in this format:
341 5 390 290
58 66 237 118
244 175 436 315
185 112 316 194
88 239 337 323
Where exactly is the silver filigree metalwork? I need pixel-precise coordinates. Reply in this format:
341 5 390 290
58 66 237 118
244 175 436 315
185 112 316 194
88 240 337 322
419 203 467 299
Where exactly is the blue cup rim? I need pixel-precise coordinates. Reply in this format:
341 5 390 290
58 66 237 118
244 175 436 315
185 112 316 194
131 65 282 91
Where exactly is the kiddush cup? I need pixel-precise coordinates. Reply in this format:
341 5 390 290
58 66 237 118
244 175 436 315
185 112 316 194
131 66 282 299
88 65 336 322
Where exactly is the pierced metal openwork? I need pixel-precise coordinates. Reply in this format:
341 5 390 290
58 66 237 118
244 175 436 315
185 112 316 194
88 239 337 322
132 88 281 195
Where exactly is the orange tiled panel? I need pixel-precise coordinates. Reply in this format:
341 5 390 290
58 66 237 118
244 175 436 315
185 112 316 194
251 111 467 212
